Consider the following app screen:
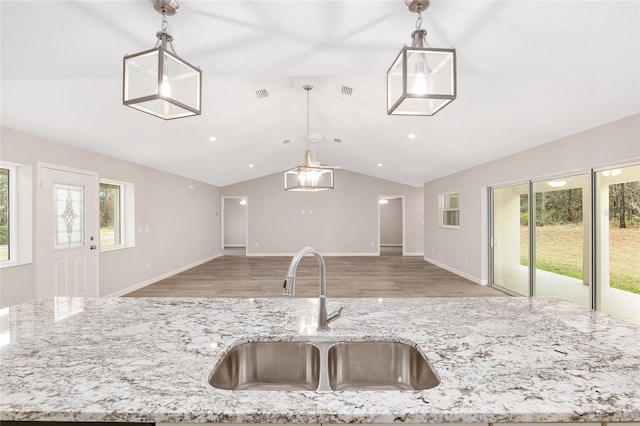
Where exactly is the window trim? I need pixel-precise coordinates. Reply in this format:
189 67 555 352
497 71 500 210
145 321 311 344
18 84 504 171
0 165 16 264
99 179 135 252
0 161 33 269
440 192 460 229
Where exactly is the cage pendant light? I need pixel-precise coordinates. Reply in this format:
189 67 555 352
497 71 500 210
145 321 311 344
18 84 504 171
387 0 456 116
284 85 334 191
123 0 202 120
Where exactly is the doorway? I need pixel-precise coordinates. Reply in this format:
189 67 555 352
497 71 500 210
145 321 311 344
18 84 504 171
378 195 404 256
37 163 99 298
490 174 591 306
221 196 248 256
490 165 640 325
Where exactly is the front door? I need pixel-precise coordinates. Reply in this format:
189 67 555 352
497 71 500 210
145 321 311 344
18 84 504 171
38 164 99 298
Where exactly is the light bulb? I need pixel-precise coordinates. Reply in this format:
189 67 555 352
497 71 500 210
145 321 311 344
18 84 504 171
308 170 320 186
412 60 429 94
160 75 172 97
299 169 321 187
413 73 428 94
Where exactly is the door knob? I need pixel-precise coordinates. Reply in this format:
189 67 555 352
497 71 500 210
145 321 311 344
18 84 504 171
90 245 97 250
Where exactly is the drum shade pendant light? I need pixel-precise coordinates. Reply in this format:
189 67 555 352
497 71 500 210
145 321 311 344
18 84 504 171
123 0 202 120
284 86 334 191
387 0 456 116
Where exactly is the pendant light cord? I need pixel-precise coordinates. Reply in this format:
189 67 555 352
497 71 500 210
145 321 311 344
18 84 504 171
155 7 179 55
415 5 423 30
161 8 168 31
304 85 313 151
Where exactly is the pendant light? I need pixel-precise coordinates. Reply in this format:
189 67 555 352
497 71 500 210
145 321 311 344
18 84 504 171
123 0 202 120
387 0 456 116
284 85 335 191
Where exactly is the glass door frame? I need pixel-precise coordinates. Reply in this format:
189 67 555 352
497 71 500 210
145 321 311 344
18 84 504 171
488 182 532 297
490 172 595 306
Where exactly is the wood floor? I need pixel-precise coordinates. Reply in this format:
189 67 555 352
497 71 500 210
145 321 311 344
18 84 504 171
125 254 508 298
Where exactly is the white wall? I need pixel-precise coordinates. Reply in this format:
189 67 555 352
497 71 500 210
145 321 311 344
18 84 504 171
423 114 640 284
222 170 424 255
0 127 221 307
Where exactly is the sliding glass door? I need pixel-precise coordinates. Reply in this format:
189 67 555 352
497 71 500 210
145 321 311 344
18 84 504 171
595 165 640 323
532 173 590 307
491 165 639 324
491 183 529 296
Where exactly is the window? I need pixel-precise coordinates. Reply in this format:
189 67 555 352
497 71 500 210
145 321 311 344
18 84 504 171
441 192 460 228
0 161 32 268
100 183 121 247
99 180 134 250
0 168 10 262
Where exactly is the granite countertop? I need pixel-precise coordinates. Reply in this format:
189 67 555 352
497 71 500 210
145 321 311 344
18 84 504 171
1 296 639 424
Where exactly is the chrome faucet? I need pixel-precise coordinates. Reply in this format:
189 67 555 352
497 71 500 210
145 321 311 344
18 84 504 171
283 247 343 331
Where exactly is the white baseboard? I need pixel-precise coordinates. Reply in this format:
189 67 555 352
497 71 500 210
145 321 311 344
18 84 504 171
423 256 483 285
103 254 222 297
248 251 425 257
247 252 378 257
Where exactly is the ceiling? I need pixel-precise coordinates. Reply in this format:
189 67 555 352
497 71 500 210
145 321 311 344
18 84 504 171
1 0 638 188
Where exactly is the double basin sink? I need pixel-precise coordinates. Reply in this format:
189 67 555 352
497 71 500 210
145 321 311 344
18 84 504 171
209 339 440 391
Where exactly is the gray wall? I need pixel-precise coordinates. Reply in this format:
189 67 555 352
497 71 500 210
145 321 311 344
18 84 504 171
0 127 221 307
223 197 247 247
380 198 402 246
222 170 424 255
423 114 640 284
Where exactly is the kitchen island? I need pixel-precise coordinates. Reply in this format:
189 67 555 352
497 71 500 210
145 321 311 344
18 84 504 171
1 296 639 424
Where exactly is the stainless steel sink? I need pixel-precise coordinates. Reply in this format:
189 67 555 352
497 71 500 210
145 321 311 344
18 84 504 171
327 341 440 391
208 341 320 391
209 339 439 391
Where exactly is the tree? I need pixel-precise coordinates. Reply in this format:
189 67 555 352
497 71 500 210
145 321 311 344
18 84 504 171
99 186 115 228
610 181 640 229
620 183 626 228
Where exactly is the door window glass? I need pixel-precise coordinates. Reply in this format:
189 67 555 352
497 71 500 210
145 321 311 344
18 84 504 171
54 184 85 247
532 174 590 307
492 183 529 296
596 165 640 324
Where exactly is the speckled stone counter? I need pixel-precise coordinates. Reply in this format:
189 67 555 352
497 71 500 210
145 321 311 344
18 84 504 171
1 297 639 423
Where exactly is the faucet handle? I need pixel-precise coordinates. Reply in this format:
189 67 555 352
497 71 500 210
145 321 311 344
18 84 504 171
327 306 344 323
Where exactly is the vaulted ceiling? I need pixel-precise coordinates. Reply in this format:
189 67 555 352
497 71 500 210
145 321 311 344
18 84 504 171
1 1 638 187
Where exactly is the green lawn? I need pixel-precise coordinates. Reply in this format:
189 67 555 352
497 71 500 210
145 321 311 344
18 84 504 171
521 224 640 295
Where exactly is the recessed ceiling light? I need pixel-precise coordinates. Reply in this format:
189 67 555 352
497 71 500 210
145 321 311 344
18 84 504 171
209 136 217 142
547 180 567 188
407 133 416 139
378 163 383 167
248 164 254 168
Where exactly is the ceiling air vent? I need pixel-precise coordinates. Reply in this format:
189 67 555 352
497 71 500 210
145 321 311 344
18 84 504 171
256 89 269 99
341 86 353 96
